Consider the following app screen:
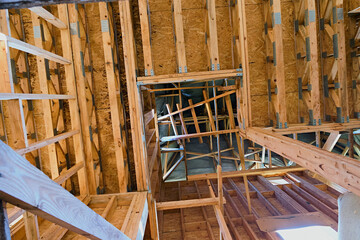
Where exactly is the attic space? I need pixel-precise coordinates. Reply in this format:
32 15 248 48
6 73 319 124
0 0 360 240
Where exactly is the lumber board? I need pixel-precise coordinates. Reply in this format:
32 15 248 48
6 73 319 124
0 33 70 64
156 197 221 211
99 2 128 192
29 7 66 29
137 69 242 85
0 140 130 240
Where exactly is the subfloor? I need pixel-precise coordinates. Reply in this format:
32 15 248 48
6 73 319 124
158 171 340 239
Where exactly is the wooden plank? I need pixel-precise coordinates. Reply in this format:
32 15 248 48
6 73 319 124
333 0 349 123
188 166 305 180
101 196 117 220
158 90 235 120
156 197 220 211
257 175 308 214
0 33 70 64
163 154 184 181
29 7 66 29
256 212 337 232
137 69 242 85
68 3 97 194
205 0 219 70
15 130 79 155
207 180 232 240
202 90 216 131
54 161 84 185
286 173 338 209
161 128 239 142
188 99 203 143
30 11 59 179
306 0 321 125
0 0 122 9
0 140 130 240
0 93 74 100
138 0 153 76
99 2 128 192
173 0 186 73
322 131 341 151
122 192 148 240
119 0 149 191
270 0 287 128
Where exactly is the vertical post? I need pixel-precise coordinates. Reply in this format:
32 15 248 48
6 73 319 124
138 0 154 76
305 0 321 125
99 2 129 192
173 0 187 73
68 3 97 194
58 4 89 195
119 0 149 191
0 200 10 240
333 0 349 123
271 0 287 129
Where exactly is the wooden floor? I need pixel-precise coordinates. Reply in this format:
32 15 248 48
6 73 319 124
158 171 340 239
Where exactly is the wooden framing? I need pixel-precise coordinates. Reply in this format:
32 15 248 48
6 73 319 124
320 0 349 123
99 2 129 192
68 3 104 194
264 0 287 128
294 0 321 125
172 0 187 73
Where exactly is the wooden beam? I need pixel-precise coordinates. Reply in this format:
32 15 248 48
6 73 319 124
205 0 219 70
269 0 287 128
67 3 97 194
138 0 153 75
207 180 232 240
0 93 74 100
58 4 89 195
158 90 235 121
161 128 239 142
0 33 70 64
15 130 79 155
119 0 149 191
29 7 66 29
54 161 85 185
121 192 148 240
31 11 59 180
244 127 360 197
99 2 128 192
173 0 186 73
0 0 121 9
333 0 349 123
156 197 222 211
188 165 305 181
137 69 242 85
308 0 321 125
322 131 341 151
0 140 130 240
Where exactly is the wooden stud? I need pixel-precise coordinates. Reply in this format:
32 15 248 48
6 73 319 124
99 2 129 192
173 0 187 73
58 4 89 195
119 0 149 191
